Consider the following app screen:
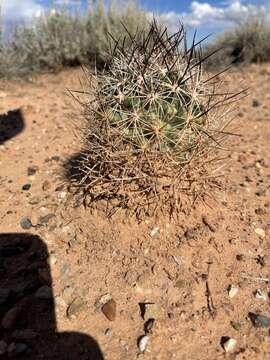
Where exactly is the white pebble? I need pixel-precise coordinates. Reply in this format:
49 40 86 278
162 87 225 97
223 338 237 352
228 284 238 298
254 289 268 301
149 227 159 237
255 228 265 238
138 335 149 353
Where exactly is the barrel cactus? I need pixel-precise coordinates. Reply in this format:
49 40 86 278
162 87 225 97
71 21 241 216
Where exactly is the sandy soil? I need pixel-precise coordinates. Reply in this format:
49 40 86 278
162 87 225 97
0 64 270 359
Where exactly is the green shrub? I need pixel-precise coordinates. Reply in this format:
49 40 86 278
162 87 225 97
69 21 240 217
205 14 270 69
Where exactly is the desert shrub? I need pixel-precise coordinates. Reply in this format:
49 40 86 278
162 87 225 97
205 14 270 69
0 0 148 78
69 21 241 217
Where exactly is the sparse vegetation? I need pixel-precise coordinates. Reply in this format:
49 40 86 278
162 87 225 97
0 0 148 78
69 21 241 217
205 14 270 70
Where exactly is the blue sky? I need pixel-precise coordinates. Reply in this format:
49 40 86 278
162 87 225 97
1 0 270 40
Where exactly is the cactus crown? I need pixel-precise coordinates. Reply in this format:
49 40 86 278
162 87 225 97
72 21 241 216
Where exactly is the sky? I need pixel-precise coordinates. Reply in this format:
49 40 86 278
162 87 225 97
1 0 269 40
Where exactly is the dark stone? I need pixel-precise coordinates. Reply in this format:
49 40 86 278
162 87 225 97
252 99 261 107
249 312 270 327
20 218 33 230
22 183 31 191
27 166 38 176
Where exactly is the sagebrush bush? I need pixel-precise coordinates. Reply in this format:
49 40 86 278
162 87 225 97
205 14 270 69
0 0 148 78
70 21 242 217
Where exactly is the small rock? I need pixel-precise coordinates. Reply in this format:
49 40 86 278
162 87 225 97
42 180 51 191
221 337 237 352
102 299 116 321
138 335 149 353
60 264 70 279
51 155 61 161
95 293 112 310
20 217 33 230
35 286 53 299
66 298 86 319
255 228 265 238
38 213 55 225
254 289 268 301
12 329 38 340
252 99 261 107
144 318 155 333
22 183 31 191
62 286 75 300
142 303 163 320
27 166 39 176
0 341 7 356
28 196 41 205
230 321 241 331
175 279 185 289
228 284 239 298
105 328 112 336
149 227 159 237
48 255 57 266
249 313 270 327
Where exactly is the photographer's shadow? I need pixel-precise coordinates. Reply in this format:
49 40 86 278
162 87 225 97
0 233 104 359
0 109 25 145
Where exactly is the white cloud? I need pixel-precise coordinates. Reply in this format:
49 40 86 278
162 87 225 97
1 0 44 21
158 1 270 33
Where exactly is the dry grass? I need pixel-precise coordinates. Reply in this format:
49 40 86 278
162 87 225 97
68 21 243 218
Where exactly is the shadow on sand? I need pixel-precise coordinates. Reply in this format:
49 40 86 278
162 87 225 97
0 233 104 359
0 109 25 145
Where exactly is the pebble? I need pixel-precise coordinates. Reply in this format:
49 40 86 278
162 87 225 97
66 298 86 319
149 227 159 237
230 321 241 331
62 286 75 300
22 183 31 191
254 289 268 301
252 99 261 107
42 180 51 191
95 293 112 310
20 217 33 230
142 303 163 320
28 196 41 205
105 328 112 336
228 284 239 298
249 313 270 327
35 285 53 299
38 213 55 225
138 335 149 353
27 166 38 176
0 341 7 356
102 299 116 321
144 318 155 333
255 228 266 238
222 337 237 352
48 255 57 266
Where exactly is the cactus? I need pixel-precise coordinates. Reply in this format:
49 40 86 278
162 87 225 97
72 21 242 216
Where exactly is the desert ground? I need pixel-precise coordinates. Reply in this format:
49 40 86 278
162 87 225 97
0 64 270 359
